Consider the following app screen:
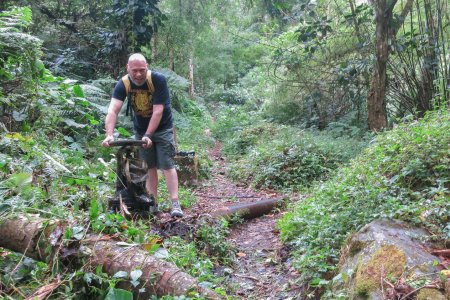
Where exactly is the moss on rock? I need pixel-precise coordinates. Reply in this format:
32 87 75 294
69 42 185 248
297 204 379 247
354 245 407 296
416 288 446 300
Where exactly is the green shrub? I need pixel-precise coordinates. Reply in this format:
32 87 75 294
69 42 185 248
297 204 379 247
195 218 236 265
205 87 248 105
278 109 450 281
224 124 367 191
222 123 277 156
165 236 215 281
211 104 261 141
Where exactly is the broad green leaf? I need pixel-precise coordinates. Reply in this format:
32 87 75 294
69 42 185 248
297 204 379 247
117 127 131 137
90 199 99 219
72 85 85 98
105 288 133 300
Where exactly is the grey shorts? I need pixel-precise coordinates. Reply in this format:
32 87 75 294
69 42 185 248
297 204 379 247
136 128 176 170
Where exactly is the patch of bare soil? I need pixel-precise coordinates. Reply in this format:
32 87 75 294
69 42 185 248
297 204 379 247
185 142 303 299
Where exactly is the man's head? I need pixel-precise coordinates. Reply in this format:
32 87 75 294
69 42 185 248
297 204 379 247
126 53 148 86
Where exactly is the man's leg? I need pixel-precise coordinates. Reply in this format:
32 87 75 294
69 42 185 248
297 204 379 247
146 167 159 199
163 168 178 200
163 168 183 217
153 128 183 217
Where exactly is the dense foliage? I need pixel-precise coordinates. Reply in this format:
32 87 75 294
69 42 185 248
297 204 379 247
278 109 450 283
212 104 368 191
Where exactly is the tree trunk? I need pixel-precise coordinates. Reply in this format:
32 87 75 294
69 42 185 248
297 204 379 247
348 0 363 44
367 0 392 131
367 0 414 131
169 47 175 71
152 33 158 63
416 0 438 117
188 54 195 97
212 198 283 219
0 215 219 299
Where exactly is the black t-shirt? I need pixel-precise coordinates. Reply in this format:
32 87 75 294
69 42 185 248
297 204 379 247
112 71 173 135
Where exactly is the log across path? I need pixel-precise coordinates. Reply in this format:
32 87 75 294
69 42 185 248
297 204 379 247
0 215 219 299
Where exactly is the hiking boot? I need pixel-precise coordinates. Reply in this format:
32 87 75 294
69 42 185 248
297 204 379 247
170 201 184 218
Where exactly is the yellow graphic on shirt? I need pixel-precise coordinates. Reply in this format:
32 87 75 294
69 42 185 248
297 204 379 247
131 90 153 117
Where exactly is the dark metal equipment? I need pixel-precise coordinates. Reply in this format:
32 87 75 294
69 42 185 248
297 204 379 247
108 139 158 215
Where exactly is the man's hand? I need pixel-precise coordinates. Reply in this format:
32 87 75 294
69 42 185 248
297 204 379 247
102 135 114 147
142 135 153 148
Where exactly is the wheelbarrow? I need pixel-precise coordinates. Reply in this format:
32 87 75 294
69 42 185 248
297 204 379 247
107 139 158 215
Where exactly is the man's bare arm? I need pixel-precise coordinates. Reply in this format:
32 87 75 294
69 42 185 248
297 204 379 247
145 104 164 136
102 98 123 147
141 104 163 148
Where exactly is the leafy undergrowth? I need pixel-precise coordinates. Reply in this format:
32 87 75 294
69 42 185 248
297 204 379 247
0 111 219 299
0 8 220 297
0 115 221 299
278 109 450 287
212 104 368 191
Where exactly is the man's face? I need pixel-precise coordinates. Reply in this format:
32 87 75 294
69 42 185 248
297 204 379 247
127 60 148 86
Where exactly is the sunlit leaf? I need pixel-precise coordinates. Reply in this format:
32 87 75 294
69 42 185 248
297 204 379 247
72 85 85 98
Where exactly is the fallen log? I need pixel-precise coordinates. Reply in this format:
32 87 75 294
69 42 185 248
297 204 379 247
0 214 219 299
211 198 284 219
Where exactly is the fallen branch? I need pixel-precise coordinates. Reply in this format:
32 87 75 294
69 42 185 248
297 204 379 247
233 274 259 281
430 249 450 256
0 215 219 299
24 278 62 300
212 198 284 219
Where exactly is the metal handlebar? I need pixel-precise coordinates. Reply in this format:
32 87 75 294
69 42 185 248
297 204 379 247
109 139 146 147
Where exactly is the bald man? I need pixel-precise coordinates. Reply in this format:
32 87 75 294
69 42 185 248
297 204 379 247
102 53 183 217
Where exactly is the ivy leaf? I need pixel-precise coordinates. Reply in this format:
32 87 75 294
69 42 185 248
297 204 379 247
130 269 142 282
83 272 94 284
113 271 128 279
72 226 85 240
12 110 27 121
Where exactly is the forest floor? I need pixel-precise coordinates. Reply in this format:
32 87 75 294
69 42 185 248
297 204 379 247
183 142 304 299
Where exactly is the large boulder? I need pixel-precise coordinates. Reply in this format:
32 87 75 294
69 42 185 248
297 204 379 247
334 219 447 299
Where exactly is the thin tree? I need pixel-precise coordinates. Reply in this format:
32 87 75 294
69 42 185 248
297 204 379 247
367 0 413 131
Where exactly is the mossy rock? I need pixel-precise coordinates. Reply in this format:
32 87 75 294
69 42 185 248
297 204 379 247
334 219 444 300
354 245 406 296
416 288 446 300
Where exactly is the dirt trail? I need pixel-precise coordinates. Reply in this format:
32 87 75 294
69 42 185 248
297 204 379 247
186 142 302 299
